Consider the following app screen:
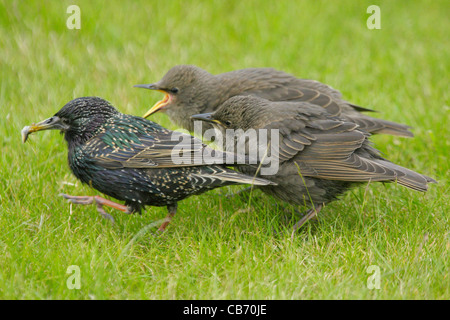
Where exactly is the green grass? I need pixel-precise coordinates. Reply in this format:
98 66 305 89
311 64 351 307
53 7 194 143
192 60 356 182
0 0 449 299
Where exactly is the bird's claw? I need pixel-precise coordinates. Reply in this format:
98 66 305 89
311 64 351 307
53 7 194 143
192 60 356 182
95 206 115 223
59 193 94 205
59 193 116 223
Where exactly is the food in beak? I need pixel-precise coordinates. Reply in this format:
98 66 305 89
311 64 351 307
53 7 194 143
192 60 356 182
21 126 31 143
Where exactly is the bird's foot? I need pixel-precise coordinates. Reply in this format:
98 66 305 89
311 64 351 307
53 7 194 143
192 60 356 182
156 204 177 233
156 216 173 233
291 203 324 238
59 193 132 223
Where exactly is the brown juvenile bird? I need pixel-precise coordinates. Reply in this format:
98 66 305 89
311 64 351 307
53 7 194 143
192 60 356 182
190 95 436 231
135 65 413 137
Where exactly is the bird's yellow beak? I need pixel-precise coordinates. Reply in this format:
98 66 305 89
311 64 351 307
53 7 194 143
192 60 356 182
134 83 173 118
142 92 172 118
21 116 68 143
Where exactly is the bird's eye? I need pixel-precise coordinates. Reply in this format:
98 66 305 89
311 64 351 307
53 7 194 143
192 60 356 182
224 120 232 126
171 87 179 94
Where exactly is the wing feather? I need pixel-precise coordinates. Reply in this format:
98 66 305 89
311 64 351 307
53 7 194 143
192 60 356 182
83 116 242 169
257 103 431 190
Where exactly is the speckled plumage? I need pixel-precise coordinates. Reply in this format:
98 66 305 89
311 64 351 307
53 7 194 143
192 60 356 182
137 65 413 137
23 97 273 229
191 96 436 229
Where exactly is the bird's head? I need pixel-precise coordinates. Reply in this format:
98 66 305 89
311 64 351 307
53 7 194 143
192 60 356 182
190 95 271 132
191 96 278 161
22 97 119 146
135 65 216 118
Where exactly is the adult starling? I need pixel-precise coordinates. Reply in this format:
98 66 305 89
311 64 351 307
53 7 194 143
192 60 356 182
191 95 436 231
21 97 274 231
135 65 413 137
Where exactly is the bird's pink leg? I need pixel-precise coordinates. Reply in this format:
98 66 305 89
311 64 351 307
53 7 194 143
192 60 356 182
292 203 324 235
59 193 132 222
157 204 177 233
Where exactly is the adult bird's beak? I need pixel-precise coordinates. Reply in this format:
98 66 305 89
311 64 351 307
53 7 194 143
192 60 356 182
21 116 68 143
134 83 172 118
190 113 221 125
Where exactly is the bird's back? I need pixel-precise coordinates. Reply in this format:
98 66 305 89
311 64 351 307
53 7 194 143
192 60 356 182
214 68 413 137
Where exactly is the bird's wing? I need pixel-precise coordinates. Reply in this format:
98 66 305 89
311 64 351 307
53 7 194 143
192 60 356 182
241 85 344 116
341 114 413 137
243 84 412 137
262 109 430 190
226 69 411 137
83 116 239 169
264 116 360 164
227 68 374 114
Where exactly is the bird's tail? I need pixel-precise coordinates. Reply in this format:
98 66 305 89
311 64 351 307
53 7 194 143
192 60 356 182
375 160 437 191
370 119 414 137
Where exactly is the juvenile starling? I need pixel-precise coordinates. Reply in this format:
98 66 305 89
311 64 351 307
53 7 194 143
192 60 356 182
21 97 274 231
191 95 436 231
135 65 413 137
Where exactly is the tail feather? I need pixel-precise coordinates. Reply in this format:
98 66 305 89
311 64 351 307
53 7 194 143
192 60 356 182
376 160 436 191
371 122 414 138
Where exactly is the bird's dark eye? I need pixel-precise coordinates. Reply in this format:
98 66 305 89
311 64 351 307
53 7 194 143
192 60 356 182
224 120 232 126
171 87 179 94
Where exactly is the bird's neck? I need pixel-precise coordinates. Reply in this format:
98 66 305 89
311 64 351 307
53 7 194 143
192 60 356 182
64 130 96 150
64 115 113 149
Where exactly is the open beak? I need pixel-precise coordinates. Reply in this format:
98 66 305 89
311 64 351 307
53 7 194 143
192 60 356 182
190 112 221 125
134 83 172 118
21 116 68 143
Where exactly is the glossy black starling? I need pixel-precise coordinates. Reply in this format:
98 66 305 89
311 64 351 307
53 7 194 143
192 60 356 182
135 65 413 137
21 97 274 231
191 95 436 231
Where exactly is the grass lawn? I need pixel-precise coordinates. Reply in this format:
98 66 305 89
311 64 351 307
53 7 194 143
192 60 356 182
0 0 448 299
